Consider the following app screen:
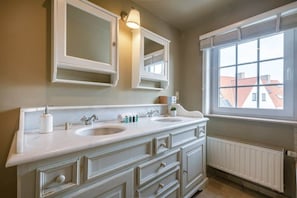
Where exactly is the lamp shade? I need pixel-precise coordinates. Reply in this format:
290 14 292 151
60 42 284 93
126 8 140 29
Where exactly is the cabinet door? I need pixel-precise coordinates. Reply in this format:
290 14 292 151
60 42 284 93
181 138 205 197
71 169 134 198
52 0 119 86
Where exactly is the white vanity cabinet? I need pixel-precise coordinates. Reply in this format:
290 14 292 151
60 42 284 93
181 123 207 197
181 139 206 197
16 121 207 198
70 168 134 198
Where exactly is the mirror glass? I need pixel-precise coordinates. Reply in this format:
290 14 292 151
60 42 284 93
66 4 111 64
143 37 165 75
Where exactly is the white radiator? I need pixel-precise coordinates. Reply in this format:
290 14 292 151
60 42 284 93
207 136 284 192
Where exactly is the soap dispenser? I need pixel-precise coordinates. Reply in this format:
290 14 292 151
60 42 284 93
40 106 53 133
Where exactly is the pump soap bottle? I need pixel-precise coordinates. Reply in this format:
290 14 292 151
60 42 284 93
40 106 53 133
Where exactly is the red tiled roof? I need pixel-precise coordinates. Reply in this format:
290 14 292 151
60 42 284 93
220 76 283 108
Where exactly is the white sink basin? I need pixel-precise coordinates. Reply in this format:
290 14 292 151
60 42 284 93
75 125 126 136
151 117 183 122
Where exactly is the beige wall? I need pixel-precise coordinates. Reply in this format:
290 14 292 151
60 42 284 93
0 0 180 197
179 0 296 196
1 0 296 197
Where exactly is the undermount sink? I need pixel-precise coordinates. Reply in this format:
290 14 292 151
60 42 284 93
75 125 126 136
151 117 183 122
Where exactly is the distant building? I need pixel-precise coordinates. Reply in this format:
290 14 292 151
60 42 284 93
220 75 283 109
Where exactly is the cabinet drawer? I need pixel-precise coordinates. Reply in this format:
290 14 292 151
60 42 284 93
70 169 134 198
136 150 180 186
84 140 152 181
154 134 170 154
136 167 180 198
161 185 180 198
36 158 80 198
170 125 198 148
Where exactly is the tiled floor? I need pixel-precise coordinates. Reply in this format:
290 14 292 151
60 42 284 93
193 177 268 198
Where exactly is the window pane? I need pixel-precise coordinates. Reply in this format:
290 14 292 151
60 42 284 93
259 85 283 109
238 40 257 64
220 67 235 87
260 33 283 60
219 46 236 66
219 88 235 107
237 63 257 86
154 63 163 74
237 86 257 108
260 59 283 84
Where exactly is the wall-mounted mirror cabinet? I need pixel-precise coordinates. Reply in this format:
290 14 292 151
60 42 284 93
132 27 170 90
52 0 119 86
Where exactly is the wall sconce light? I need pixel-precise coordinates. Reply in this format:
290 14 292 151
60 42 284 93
121 8 140 29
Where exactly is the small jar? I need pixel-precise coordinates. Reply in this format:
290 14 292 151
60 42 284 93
170 110 177 117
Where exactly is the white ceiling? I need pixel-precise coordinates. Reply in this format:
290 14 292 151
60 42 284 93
131 0 295 30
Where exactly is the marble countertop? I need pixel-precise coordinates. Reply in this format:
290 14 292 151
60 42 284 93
6 116 208 167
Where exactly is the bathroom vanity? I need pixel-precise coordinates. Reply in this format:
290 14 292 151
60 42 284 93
6 104 208 198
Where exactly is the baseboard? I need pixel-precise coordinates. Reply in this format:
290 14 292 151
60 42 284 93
184 177 208 198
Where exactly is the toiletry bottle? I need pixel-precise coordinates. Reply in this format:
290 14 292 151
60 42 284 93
40 106 53 133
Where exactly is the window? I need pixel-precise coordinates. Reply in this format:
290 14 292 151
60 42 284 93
217 33 284 110
252 93 257 101
207 30 296 120
144 50 165 75
200 3 297 121
261 93 266 102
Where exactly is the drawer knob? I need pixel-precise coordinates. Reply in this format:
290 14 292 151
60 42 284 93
159 183 165 188
160 143 167 147
55 174 66 184
183 170 188 175
160 162 167 167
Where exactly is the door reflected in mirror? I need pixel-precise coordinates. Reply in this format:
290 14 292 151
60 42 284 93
143 38 165 75
67 4 111 64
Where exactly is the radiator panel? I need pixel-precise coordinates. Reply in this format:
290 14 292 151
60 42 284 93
207 136 284 192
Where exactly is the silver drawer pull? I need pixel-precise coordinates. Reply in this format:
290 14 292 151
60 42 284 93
155 183 166 194
55 174 66 184
160 162 167 167
183 170 188 175
159 183 165 188
160 143 167 147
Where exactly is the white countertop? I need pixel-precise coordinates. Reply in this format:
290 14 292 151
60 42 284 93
6 116 208 167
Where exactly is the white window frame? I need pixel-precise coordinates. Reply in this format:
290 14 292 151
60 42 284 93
203 30 297 121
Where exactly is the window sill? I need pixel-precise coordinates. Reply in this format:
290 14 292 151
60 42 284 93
205 113 297 126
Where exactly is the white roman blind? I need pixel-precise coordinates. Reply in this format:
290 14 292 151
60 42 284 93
200 2 297 49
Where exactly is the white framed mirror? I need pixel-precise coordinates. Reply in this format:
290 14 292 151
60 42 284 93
132 27 170 90
52 0 119 86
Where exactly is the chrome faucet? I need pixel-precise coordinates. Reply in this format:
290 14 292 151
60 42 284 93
81 114 99 125
147 110 159 117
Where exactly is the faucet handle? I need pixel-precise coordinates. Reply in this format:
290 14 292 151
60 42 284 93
92 114 99 121
80 115 88 122
81 114 99 125
80 115 89 125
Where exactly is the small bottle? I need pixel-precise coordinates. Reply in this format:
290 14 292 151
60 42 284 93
124 115 129 123
40 106 53 133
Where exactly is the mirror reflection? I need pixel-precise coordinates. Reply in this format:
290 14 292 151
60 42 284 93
143 37 165 75
66 4 111 64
